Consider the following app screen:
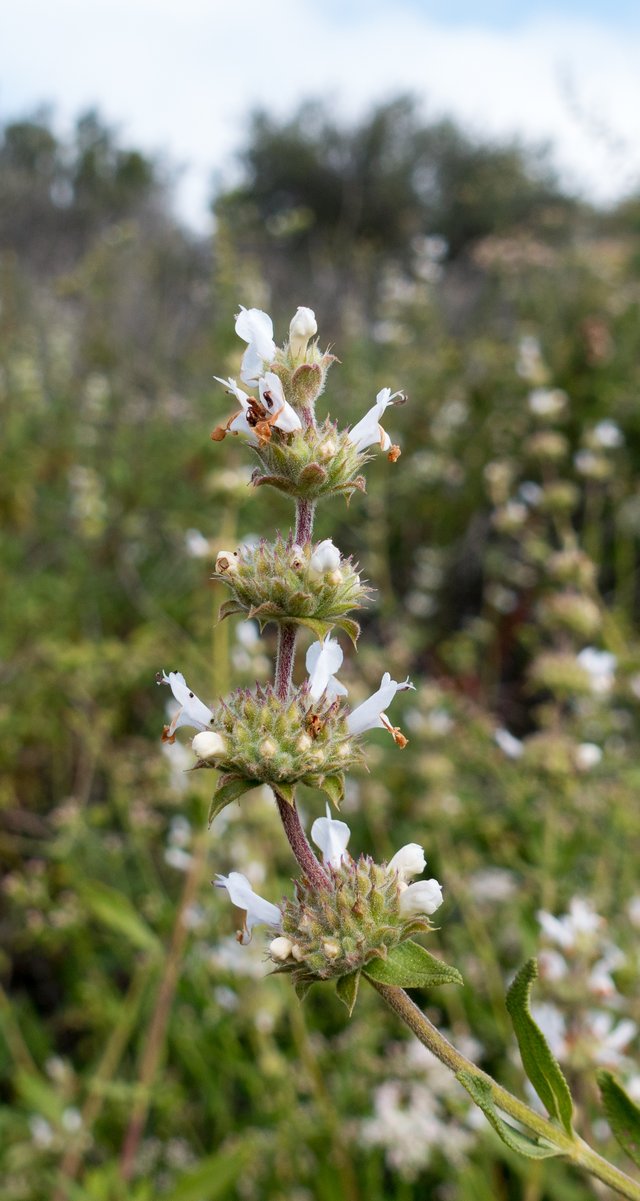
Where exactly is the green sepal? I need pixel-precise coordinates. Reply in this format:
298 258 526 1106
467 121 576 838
597 1070 640 1168
298 463 328 490
273 781 296 806
364 940 463 989
335 617 360 646
294 978 316 1002
457 1073 560 1160
251 473 301 497
319 773 345 808
506 959 574 1135
336 970 361 1017
218 599 245 622
208 775 256 826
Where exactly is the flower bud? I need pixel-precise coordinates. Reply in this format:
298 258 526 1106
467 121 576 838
398 878 443 918
289 544 305 569
309 538 341 574
260 737 277 759
192 731 228 762
387 843 426 884
296 733 313 753
291 944 305 961
318 438 337 462
216 550 238 574
289 306 317 358
269 936 294 961
323 939 340 959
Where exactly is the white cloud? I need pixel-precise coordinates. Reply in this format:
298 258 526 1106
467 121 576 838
1 0 639 229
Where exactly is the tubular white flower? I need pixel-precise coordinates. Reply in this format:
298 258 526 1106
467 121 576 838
215 871 282 945
346 672 414 736
399 878 444 918
289 306 317 358
311 802 351 869
387 843 426 884
309 538 341 574
258 372 302 433
306 637 348 703
192 731 228 762
158 671 215 739
214 376 259 445
235 307 277 385
347 387 404 453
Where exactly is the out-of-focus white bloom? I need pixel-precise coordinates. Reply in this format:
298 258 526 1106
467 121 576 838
289 306 317 358
309 538 341 574
208 936 265 978
311 802 351 869
258 371 301 433
575 742 603 771
537 898 603 952
269 936 294 961
528 388 567 418
161 740 193 795
235 307 277 385
29 1115 54 1149
157 671 215 740
192 730 228 762
387 843 426 884
168 816 191 847
348 387 404 454
593 420 624 449
236 620 259 648
538 949 569 982
62 1108 82 1133
516 335 545 383
519 481 543 507
164 847 193 872
531 1002 567 1058
495 728 524 759
577 647 616 695
399 878 443 918
628 897 640 928
587 1012 638 1068
347 672 414 743
467 867 517 903
215 871 282 945
185 528 210 558
306 637 348 703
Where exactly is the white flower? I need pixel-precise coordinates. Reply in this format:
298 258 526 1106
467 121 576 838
213 376 259 445
192 731 228 762
593 420 624 449
311 802 351 869
258 371 301 433
309 538 341 574
575 742 602 771
269 936 294 961
399 878 443 918
348 387 404 454
387 843 426 883
528 388 567 418
215 871 282 945
157 670 215 741
577 647 616 695
494 728 524 759
235 307 277 385
185 528 210 558
289 306 317 358
306 637 348 703
346 672 414 745
537 897 603 952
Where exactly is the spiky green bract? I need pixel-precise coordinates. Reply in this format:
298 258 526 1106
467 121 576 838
251 418 368 503
216 535 368 643
271 346 335 408
275 856 431 986
205 683 363 817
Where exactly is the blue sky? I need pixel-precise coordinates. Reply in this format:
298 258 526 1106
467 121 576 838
2 0 639 227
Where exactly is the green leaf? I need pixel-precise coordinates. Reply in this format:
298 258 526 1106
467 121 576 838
15 1069 64 1124
296 616 333 640
294 978 316 1002
208 776 256 826
320 773 344 808
161 1139 259 1200
79 882 162 954
217 599 245 622
273 781 296 806
506 959 574 1135
457 1072 560 1160
364 940 463 988
252 473 300 496
336 617 360 646
597 1070 640 1168
336 970 361 1016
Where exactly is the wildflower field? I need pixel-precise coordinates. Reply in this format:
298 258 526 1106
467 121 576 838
2 101 640 1200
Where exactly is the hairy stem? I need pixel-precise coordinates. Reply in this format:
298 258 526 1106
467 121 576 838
371 981 640 1201
272 495 329 890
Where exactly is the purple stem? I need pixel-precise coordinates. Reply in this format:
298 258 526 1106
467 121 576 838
274 789 330 891
294 499 316 546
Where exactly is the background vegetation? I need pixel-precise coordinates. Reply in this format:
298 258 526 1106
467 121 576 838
2 97 640 1199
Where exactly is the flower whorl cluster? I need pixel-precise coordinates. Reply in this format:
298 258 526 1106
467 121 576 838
159 303 451 1006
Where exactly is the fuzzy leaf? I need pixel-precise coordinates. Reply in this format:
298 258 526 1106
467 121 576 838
335 617 360 646
252 473 299 496
273 782 296 806
295 616 334 640
597 1070 640 1168
208 776 256 825
457 1073 560 1160
364 940 463 988
320 773 345 808
336 970 361 1016
217 599 245 622
294 978 315 1002
506 959 574 1134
